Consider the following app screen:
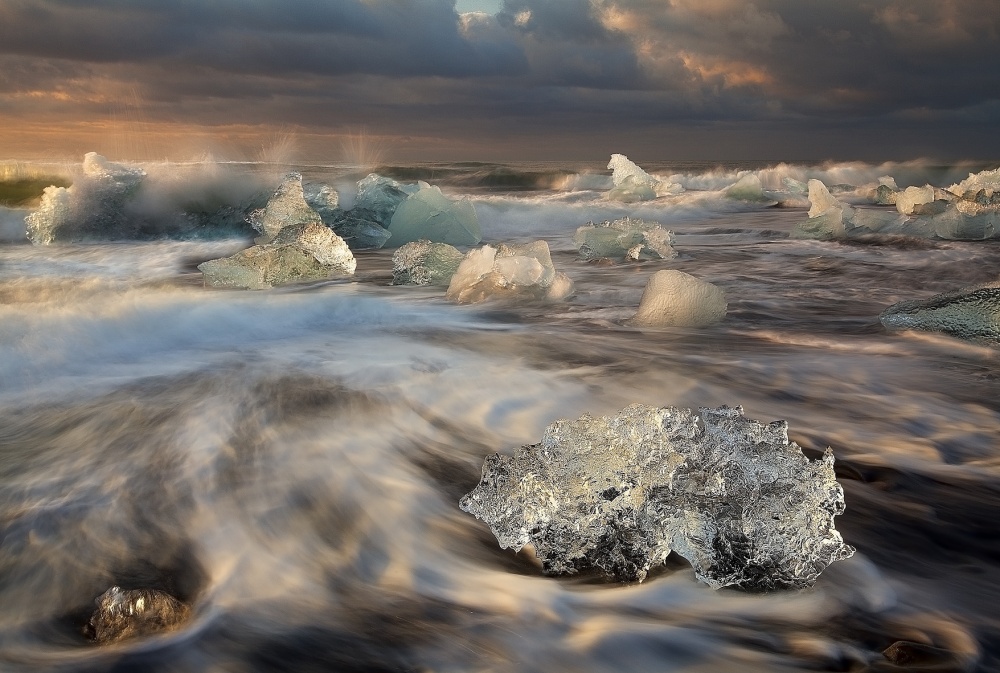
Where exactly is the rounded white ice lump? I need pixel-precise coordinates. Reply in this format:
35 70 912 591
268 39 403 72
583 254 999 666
629 270 727 327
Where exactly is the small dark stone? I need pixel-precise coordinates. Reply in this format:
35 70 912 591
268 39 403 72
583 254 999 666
882 640 955 666
85 586 190 644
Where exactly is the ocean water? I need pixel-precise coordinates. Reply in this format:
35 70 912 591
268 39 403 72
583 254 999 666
1 157 999 672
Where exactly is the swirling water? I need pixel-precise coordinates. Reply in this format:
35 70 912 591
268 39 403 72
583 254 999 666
0 159 999 672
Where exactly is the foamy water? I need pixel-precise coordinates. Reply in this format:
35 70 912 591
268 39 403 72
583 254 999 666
0 158 998 672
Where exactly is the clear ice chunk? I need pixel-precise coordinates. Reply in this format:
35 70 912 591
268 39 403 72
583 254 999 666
880 283 1000 340
606 154 659 202
391 239 465 286
871 184 898 205
354 173 415 226
445 240 573 304
948 167 1000 197
724 173 775 203
460 404 855 588
86 586 190 644
329 210 392 249
628 270 727 327
246 173 323 241
388 183 481 247
198 221 355 289
573 217 677 261
302 182 340 220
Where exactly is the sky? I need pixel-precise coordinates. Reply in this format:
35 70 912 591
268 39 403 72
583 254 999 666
1 0 998 163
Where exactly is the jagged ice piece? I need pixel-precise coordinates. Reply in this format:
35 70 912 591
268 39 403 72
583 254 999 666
247 173 323 241
880 283 1000 341
724 174 774 203
606 154 659 202
460 404 854 589
355 173 415 226
392 240 465 286
573 217 677 261
895 185 935 216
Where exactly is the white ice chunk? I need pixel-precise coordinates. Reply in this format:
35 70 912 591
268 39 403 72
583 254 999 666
246 173 323 241
948 167 1000 197
895 185 936 215
388 183 481 247
878 176 899 190
446 240 573 304
629 270 727 328
606 154 659 202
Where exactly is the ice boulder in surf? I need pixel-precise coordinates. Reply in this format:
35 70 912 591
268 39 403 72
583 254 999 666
25 152 145 245
388 182 481 247
628 270 727 328
392 240 465 286
793 180 910 239
880 283 1000 341
198 221 355 289
328 210 392 249
354 173 416 226
894 185 936 216
573 217 676 261
86 586 190 644
246 173 323 241
460 404 855 588
446 240 573 304
606 154 660 202
302 182 340 220
724 173 775 203
948 167 1000 199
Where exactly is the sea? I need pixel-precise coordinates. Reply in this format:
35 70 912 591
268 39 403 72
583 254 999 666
0 156 998 672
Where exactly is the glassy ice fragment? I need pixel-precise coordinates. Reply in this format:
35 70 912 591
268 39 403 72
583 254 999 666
724 173 775 203
871 184 898 205
606 154 659 202
629 270 727 327
880 283 1000 340
246 173 322 241
388 183 481 247
392 239 465 286
460 404 855 589
573 217 677 261
302 182 340 220
86 586 190 644
355 174 415 226
446 240 573 304
948 167 1000 197
329 209 392 249
270 221 356 271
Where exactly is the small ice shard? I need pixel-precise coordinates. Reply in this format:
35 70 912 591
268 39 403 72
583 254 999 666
445 240 573 304
628 270 727 328
573 217 677 261
198 221 355 289
724 173 774 203
878 176 899 190
606 154 659 202
895 185 936 215
391 239 464 286
460 404 855 588
880 283 1000 340
302 182 340 220
354 173 415 226
246 173 322 241
85 586 190 644
807 179 844 219
387 183 481 247
329 210 392 249
871 184 898 206
782 177 808 194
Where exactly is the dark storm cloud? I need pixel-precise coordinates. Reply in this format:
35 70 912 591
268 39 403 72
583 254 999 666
1 0 998 159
